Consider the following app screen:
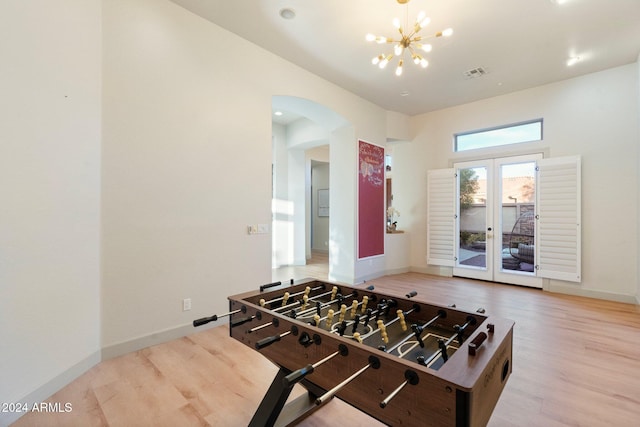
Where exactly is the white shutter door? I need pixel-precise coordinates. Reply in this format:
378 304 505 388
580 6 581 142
536 156 581 282
427 168 456 266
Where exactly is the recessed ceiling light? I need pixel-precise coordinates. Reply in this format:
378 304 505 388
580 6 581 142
274 111 283 116
279 8 296 20
567 56 581 66
400 91 410 97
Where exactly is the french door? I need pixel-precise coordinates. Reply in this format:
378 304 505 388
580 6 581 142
452 154 543 288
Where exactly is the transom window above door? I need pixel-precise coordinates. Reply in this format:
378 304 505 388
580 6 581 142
454 119 543 152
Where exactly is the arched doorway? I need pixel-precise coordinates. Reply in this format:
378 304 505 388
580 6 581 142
271 96 350 282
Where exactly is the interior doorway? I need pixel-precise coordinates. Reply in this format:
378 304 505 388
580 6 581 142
271 96 351 282
453 154 542 288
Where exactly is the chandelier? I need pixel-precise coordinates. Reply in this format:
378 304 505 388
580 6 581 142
366 0 453 76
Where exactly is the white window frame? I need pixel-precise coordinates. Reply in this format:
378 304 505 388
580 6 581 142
454 119 543 152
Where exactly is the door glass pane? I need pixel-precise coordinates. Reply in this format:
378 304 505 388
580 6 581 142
458 167 486 268
500 162 536 273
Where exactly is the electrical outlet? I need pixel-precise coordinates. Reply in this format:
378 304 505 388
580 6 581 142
183 298 192 311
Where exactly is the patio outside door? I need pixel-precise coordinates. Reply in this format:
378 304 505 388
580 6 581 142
453 154 543 288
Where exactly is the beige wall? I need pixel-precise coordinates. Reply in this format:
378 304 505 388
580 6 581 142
637 55 640 304
101 0 387 352
0 0 102 422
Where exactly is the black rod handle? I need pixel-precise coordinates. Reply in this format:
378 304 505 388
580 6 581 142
283 364 314 387
255 333 284 350
193 315 217 327
260 281 282 292
231 316 254 328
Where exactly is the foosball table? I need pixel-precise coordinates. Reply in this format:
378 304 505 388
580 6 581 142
193 278 514 427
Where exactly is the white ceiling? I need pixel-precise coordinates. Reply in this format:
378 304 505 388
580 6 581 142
170 0 640 117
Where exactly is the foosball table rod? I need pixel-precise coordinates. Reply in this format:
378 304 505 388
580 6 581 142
294 290 358 318
380 369 420 408
260 285 325 309
255 326 299 350
246 317 279 334
417 316 477 366
359 305 421 341
283 344 349 387
192 306 247 327
315 355 381 405
410 309 447 348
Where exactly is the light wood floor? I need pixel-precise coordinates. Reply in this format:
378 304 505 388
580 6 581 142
12 255 640 426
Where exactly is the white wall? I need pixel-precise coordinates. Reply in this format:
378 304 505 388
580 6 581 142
101 0 388 353
637 55 640 304
272 123 292 268
395 64 640 302
0 0 102 424
311 161 330 252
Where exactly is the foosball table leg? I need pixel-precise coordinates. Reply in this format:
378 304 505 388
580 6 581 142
248 367 328 427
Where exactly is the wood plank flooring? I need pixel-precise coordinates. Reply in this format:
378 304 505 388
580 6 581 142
12 255 640 426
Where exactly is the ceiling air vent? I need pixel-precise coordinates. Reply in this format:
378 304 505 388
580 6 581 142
464 67 487 78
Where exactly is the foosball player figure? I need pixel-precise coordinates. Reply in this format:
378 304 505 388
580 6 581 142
361 295 369 313
282 292 290 307
353 332 363 344
338 304 347 323
397 309 407 331
350 300 359 318
326 309 335 330
377 319 389 344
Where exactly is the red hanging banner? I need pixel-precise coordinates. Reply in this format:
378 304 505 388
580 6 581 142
358 140 385 259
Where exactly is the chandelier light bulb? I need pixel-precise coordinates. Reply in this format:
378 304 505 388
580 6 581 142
420 58 429 68
394 44 404 56
441 28 453 37
415 12 430 30
379 55 392 69
365 33 376 42
393 17 401 29
395 59 404 76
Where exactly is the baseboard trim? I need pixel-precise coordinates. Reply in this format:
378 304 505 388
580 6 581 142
410 265 453 276
0 351 101 427
408 268 638 305
101 320 225 361
384 267 411 276
547 282 638 304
